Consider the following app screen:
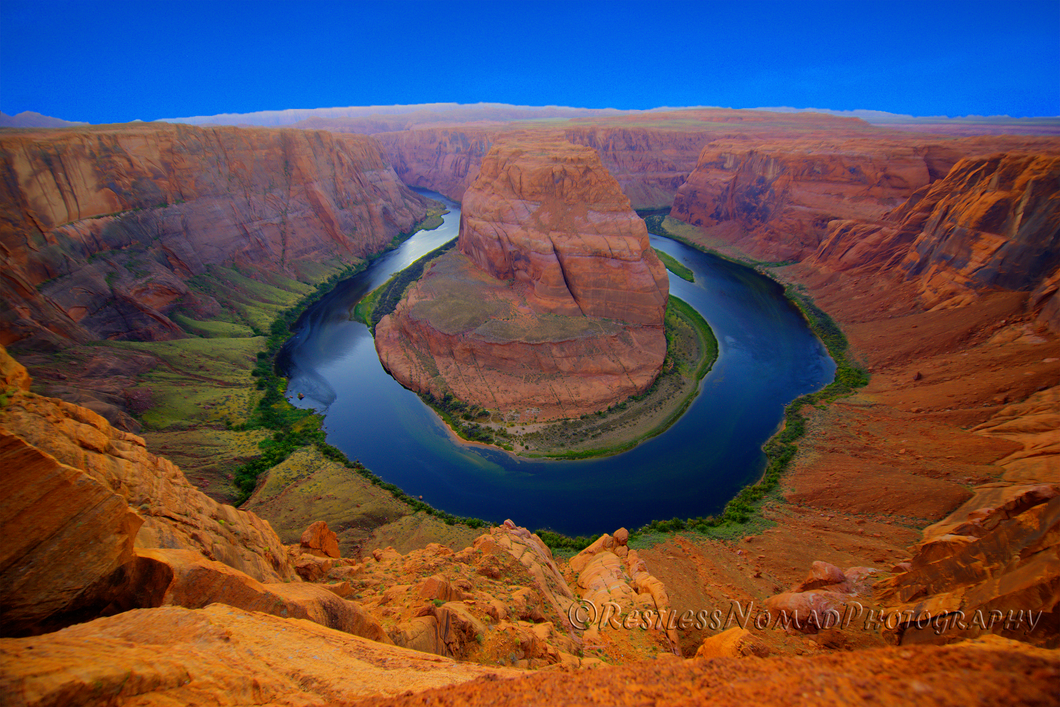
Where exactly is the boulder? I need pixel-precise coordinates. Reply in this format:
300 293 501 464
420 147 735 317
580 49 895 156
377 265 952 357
695 628 770 659
136 548 389 643
793 561 848 592
301 520 341 559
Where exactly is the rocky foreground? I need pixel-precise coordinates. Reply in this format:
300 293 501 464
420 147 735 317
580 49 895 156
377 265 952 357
375 136 670 421
3 341 1056 704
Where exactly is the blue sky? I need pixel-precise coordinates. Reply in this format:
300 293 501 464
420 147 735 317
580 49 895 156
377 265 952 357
2 0 1057 123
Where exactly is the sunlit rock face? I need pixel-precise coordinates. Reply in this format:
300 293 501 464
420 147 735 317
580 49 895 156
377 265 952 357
808 152 1060 322
375 136 669 422
457 136 669 326
670 141 934 262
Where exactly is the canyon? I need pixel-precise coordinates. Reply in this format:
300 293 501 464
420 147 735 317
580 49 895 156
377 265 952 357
1 106 1058 704
374 135 670 421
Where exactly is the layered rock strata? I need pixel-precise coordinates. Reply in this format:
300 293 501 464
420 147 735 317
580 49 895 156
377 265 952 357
670 141 935 261
669 137 1060 263
376 124 716 210
811 153 1060 318
0 123 428 348
374 109 938 210
375 137 669 421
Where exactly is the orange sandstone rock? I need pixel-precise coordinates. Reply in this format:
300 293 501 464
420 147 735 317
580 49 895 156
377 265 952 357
670 141 932 261
0 605 519 706
694 627 769 659
0 431 142 637
350 637 1060 707
811 153 1060 314
301 520 341 559
0 346 298 584
136 547 389 642
458 137 668 325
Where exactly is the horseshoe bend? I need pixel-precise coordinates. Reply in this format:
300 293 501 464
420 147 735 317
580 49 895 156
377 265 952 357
0 102 1059 704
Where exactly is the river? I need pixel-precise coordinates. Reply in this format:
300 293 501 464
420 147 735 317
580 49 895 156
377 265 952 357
279 188 834 536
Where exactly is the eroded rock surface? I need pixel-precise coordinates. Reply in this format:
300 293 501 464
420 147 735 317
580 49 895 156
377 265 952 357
670 136 1060 263
0 431 142 636
0 605 518 707
814 154 1060 315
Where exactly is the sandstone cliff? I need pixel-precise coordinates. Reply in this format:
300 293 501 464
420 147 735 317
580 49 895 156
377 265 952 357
0 346 402 645
669 136 1060 263
375 137 669 421
373 109 926 211
376 127 496 202
0 123 428 348
811 153 1060 318
670 140 931 261
378 123 715 210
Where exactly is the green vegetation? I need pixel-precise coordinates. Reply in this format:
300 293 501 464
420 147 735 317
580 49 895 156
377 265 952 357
218 236 491 534
371 202 448 258
634 206 672 218
185 264 315 333
645 215 795 268
421 391 514 450
109 337 265 430
358 239 458 331
653 248 694 282
535 530 603 553
171 314 255 339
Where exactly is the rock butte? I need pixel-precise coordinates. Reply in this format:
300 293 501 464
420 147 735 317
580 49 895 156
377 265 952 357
375 136 669 421
0 108 1058 704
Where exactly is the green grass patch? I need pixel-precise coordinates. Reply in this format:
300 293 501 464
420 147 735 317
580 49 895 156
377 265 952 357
186 265 308 333
105 337 265 429
172 314 255 338
352 282 386 325
653 248 694 282
366 239 458 332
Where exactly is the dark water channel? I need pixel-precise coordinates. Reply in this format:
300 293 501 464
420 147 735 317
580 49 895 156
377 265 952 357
279 189 834 536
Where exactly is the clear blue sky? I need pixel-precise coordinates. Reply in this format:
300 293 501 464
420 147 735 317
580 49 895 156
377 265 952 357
2 0 1057 123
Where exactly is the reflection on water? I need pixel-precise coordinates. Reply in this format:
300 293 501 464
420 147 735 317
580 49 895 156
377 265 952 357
279 189 834 535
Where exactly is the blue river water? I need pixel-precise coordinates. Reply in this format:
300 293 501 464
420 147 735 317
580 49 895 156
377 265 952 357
279 189 834 535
